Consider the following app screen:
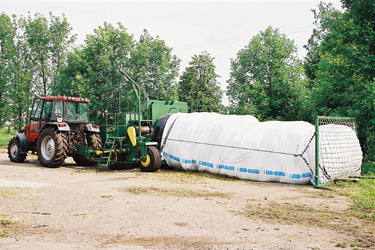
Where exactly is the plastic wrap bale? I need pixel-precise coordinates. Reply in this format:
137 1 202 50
161 113 317 185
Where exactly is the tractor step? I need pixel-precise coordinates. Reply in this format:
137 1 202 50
97 136 125 167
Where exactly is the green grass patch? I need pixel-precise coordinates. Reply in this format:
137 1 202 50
333 178 375 220
335 242 347 248
0 127 16 148
0 213 18 237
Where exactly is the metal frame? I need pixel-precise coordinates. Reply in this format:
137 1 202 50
314 116 358 188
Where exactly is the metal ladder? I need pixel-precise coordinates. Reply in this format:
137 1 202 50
98 136 118 167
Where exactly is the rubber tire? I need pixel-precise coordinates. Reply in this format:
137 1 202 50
138 146 161 172
37 127 68 168
73 133 103 166
153 113 172 150
8 137 27 163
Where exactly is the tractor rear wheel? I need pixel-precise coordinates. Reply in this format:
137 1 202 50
8 137 27 163
73 133 103 166
37 127 68 168
138 146 161 172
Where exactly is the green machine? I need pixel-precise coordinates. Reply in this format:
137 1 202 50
75 71 188 172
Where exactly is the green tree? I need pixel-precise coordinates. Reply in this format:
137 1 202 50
304 1 375 159
22 13 51 96
0 14 33 130
178 51 222 112
227 26 305 121
130 30 180 101
304 3 344 88
22 12 75 96
59 24 181 123
0 13 16 126
58 22 135 123
0 12 75 129
48 12 76 95
5 15 34 130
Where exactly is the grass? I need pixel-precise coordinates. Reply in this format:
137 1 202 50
0 213 18 237
332 179 375 220
119 186 231 198
101 235 217 248
246 201 328 226
144 168 247 185
245 199 375 248
335 242 347 248
0 188 22 199
244 174 375 248
0 127 17 148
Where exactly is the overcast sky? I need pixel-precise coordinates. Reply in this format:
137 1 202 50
2 0 342 104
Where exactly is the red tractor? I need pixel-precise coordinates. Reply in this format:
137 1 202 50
8 96 103 167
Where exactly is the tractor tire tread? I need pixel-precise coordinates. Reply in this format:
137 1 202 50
139 146 161 172
8 137 27 163
37 127 68 168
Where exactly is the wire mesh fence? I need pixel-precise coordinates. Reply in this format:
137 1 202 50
316 117 362 186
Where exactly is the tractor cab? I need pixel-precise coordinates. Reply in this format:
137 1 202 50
31 96 90 124
25 97 95 146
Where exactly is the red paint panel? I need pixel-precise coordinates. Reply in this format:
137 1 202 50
26 121 45 142
42 96 90 103
27 132 39 143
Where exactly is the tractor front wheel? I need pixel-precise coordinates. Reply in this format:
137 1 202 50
8 137 27 163
37 127 68 168
138 146 161 172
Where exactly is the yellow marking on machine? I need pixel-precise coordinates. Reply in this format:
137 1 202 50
127 126 137 146
106 126 115 132
96 150 114 155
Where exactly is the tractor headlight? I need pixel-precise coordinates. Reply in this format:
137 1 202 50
57 115 63 123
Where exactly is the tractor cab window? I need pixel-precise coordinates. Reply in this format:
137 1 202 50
41 100 53 121
51 101 63 121
65 101 89 122
31 99 43 120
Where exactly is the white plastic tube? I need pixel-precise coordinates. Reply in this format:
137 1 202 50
161 113 316 184
161 113 362 184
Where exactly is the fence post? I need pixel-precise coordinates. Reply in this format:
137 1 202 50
315 116 320 187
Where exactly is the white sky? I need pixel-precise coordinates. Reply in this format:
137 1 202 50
1 0 342 104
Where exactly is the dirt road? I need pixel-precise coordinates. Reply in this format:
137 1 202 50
0 152 372 249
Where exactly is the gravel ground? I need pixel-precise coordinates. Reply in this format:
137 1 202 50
0 152 369 249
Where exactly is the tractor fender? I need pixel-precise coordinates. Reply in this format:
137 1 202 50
41 122 70 132
14 133 28 153
85 124 100 133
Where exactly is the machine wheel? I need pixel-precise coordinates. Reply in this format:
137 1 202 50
138 146 161 172
154 113 172 150
73 133 103 166
37 127 68 168
8 137 27 163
